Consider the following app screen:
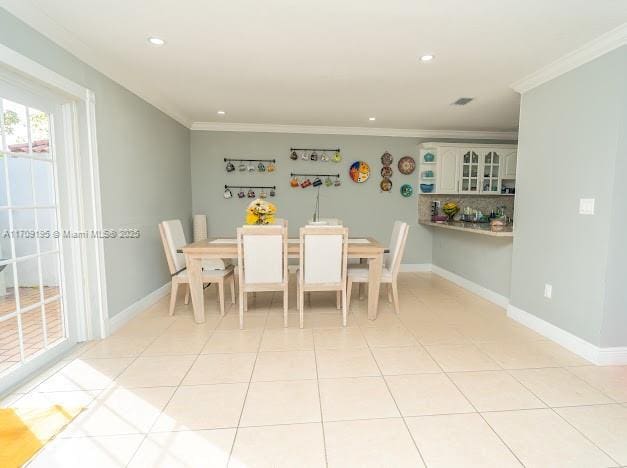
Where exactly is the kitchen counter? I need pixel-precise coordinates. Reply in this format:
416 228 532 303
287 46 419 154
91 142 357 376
419 219 514 237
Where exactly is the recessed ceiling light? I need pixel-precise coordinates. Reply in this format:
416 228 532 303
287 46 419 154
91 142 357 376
369 117 376 121
419 54 435 62
147 37 165 46
217 110 226 115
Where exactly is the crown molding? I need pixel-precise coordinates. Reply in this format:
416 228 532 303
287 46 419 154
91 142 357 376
190 122 518 140
511 23 627 94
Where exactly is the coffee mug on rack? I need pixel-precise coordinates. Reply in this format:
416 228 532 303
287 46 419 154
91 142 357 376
226 161 235 172
290 177 299 187
224 187 233 198
310 151 318 161
290 150 298 160
334 178 341 187
259 189 267 199
312 177 322 187
247 189 256 198
257 162 266 172
301 178 312 188
269 188 276 197
238 189 245 198
325 176 333 187
267 162 276 172
238 163 246 171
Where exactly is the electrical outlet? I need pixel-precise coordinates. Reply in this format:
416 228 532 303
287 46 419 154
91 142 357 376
544 284 552 299
579 198 595 215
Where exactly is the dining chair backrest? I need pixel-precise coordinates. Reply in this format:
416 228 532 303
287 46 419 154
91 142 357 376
160 219 187 273
300 226 348 285
238 224 288 285
385 222 409 275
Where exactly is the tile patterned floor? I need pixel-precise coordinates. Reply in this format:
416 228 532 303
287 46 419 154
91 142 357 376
2 273 627 467
0 287 63 373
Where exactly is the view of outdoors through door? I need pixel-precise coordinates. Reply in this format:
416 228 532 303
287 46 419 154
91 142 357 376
0 96 66 376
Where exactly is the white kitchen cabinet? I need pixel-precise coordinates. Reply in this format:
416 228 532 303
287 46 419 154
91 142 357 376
502 150 517 179
437 147 459 193
418 142 517 194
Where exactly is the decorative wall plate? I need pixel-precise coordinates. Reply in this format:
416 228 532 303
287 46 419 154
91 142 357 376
398 156 416 175
381 151 393 166
380 166 393 178
349 161 370 183
380 178 392 192
400 184 413 197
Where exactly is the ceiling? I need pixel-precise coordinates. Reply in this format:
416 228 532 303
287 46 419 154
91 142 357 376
2 0 626 132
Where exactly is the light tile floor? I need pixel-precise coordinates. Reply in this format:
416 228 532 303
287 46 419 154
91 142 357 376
2 272 626 467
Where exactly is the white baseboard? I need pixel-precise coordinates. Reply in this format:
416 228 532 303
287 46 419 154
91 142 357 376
107 283 170 335
431 265 509 308
507 304 627 366
400 263 432 272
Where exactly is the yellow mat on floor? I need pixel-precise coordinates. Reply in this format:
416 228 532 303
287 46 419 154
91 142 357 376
0 405 84 468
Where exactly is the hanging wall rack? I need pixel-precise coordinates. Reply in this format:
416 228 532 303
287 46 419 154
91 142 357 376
224 158 276 163
225 184 276 190
290 148 340 153
290 173 340 178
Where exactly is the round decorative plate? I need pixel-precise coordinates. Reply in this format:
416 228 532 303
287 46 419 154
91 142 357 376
398 156 416 175
380 151 393 166
400 184 413 197
380 166 393 178
380 178 392 192
349 161 370 183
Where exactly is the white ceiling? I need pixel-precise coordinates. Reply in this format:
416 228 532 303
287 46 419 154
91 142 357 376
2 0 626 132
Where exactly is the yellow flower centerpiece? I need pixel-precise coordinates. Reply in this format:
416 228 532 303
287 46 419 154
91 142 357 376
246 199 277 225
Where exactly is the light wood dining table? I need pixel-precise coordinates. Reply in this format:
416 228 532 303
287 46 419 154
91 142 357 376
181 237 385 324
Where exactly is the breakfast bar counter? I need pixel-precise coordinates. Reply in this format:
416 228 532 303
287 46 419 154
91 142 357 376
419 219 514 237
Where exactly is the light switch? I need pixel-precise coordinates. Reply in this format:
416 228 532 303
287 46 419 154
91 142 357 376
579 198 595 215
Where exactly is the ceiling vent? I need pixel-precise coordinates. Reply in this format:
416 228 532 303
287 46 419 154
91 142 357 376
452 97 474 106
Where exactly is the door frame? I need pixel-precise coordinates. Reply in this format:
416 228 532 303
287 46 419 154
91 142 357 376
0 45 108 349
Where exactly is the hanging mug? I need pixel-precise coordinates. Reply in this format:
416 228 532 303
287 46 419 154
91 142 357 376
324 176 333 187
247 189 255 198
257 162 266 172
238 189 246 198
224 187 233 199
290 150 298 160
321 152 329 162
226 161 235 172
301 151 309 161
334 178 341 187
290 177 299 187
269 188 276 197
301 178 312 188
267 162 276 172
259 189 267 199
310 151 318 162
238 163 246 172
332 151 342 163
248 164 256 172
312 177 323 187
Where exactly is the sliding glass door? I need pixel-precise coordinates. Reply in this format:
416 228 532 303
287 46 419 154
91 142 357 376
0 79 74 381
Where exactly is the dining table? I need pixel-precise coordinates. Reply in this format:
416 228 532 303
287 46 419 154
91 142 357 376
181 237 385 324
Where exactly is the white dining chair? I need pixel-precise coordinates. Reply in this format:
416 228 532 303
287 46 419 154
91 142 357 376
159 219 235 317
297 225 349 328
347 221 408 315
237 223 289 329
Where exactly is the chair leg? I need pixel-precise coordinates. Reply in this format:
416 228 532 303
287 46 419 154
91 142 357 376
218 280 225 317
358 283 364 300
244 292 248 312
239 288 245 329
169 281 179 316
283 288 288 328
391 281 400 315
299 283 305 329
336 291 341 310
184 284 190 305
230 275 236 304
342 288 348 327
346 280 353 311
387 283 393 303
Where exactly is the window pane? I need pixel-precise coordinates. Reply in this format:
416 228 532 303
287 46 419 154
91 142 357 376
38 209 59 253
0 155 7 207
32 159 55 205
21 306 45 358
40 252 60 300
15 256 41 310
2 99 28 153
0 210 11 261
0 263 16 318
12 209 37 258
44 299 64 344
0 316 21 372
7 157 34 206
29 109 50 156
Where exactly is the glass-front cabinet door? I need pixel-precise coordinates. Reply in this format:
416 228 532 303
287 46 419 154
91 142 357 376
460 150 480 193
482 151 501 193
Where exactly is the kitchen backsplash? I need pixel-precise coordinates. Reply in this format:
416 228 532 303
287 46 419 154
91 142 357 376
418 194 515 221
